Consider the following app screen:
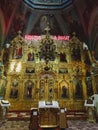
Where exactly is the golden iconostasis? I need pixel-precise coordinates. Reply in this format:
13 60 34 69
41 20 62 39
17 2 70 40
0 29 98 111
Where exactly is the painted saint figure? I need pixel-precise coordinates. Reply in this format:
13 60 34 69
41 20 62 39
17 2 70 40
25 80 33 98
61 86 68 98
28 52 34 61
13 43 22 59
10 79 18 98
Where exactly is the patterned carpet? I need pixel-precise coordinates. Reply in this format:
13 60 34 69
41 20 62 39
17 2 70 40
0 111 98 130
0 120 98 130
7 111 30 120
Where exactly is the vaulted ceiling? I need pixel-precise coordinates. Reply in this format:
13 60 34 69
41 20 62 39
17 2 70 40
0 0 98 59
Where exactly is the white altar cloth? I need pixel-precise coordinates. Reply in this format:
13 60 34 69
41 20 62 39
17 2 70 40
91 94 98 115
84 100 94 107
38 101 59 108
0 100 10 107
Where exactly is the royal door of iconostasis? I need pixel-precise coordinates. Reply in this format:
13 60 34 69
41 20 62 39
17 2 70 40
39 74 55 101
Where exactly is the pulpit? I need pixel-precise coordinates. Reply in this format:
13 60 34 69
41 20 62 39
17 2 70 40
0 100 10 122
38 101 60 128
84 99 96 123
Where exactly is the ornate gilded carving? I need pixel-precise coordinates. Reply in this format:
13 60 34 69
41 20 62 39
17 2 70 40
2 29 96 111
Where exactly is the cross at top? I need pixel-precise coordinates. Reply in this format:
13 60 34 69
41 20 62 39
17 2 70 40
45 24 50 34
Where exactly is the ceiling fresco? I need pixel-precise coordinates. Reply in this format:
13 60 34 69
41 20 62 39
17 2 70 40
0 0 98 59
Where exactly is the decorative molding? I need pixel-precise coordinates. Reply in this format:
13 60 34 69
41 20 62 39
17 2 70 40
23 0 74 10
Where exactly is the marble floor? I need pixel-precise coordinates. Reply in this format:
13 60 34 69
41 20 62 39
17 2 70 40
0 120 98 130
